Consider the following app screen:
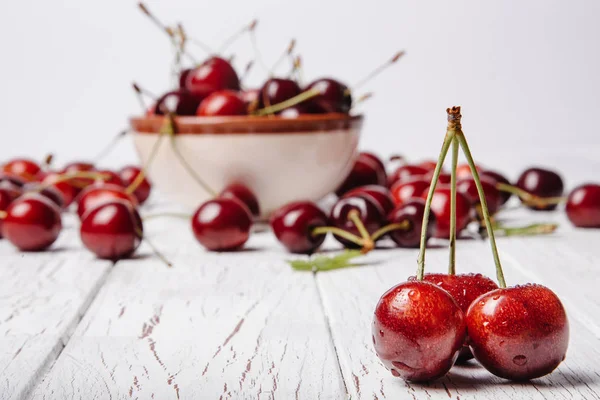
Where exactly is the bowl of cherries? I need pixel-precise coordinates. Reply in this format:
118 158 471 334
129 5 402 217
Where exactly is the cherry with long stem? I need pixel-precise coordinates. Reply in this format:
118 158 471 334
496 183 566 208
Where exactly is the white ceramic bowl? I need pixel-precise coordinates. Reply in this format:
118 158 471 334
130 114 363 217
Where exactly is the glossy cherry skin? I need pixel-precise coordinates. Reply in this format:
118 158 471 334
219 183 260 217
185 56 240 98
2 194 62 251
344 185 395 214
467 284 569 380
197 90 247 116
22 183 66 209
359 152 386 177
0 174 27 188
258 78 300 108
391 178 429 206
422 186 472 239
179 68 192 88
41 172 78 207
191 198 252 251
80 200 143 260
387 199 436 248
388 165 428 188
516 167 564 211
565 183 600 227
153 89 203 116
76 184 138 219
457 176 502 215
329 196 384 248
0 185 22 238
119 166 152 205
481 170 512 205
336 156 387 196
413 273 499 362
305 78 352 114
270 201 328 254
2 159 42 182
373 281 467 382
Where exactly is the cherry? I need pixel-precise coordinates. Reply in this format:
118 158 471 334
481 170 512 205
344 185 395 214
422 185 472 239
417 160 438 172
391 178 429 207
219 183 260 217
386 199 435 248
516 167 564 211
240 88 259 107
0 174 26 188
62 162 96 191
388 165 428 188
22 183 66 209
457 176 502 215
80 199 143 260
424 170 451 185
336 156 387 196
0 185 22 238
119 166 152 205
179 68 192 89
94 170 124 187
153 89 203 116
185 56 240 99
467 284 569 380
359 152 387 178
197 90 247 116
372 281 466 382
413 273 499 362
2 194 62 251
41 172 78 207
191 198 252 251
76 184 138 219
565 183 600 227
270 201 328 254
329 196 384 249
258 78 301 109
304 78 352 114
278 103 324 118
2 158 42 182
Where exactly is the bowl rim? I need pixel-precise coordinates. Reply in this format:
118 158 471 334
130 113 363 135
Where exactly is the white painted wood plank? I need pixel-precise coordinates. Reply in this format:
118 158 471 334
317 208 600 400
0 216 113 400
28 217 345 399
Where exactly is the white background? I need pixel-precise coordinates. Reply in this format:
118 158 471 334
1 0 599 185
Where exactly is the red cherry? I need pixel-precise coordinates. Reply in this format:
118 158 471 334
270 201 328 254
373 281 466 382
22 183 66 209
80 200 143 260
278 103 324 118
386 199 435 247
94 170 124 187
3 194 62 251
185 57 240 98
467 284 569 380
240 88 259 106
329 196 384 248
0 185 22 238
481 170 512 205
153 89 203 116
219 183 260 217
422 185 472 239
0 174 27 188
62 162 96 192
2 158 42 182
77 184 138 219
179 68 192 89
565 183 600 227
119 166 152 205
336 157 387 196
191 198 252 251
41 172 78 207
304 78 352 113
424 170 451 185
258 78 300 109
344 185 395 214
197 90 247 116
516 167 564 211
388 165 428 187
457 176 502 215
390 178 429 206
417 160 438 171
359 152 386 178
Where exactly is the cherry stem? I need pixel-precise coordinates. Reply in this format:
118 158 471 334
254 88 321 116
290 55 304 86
495 183 566 207
93 130 128 164
416 132 454 280
125 126 168 196
348 210 375 253
143 212 191 221
218 19 257 53
371 220 410 241
132 82 157 101
43 154 54 169
348 51 405 94
240 60 254 87
270 39 296 75
492 223 558 237
312 226 365 248
448 136 459 275
249 23 269 73
0 211 6 219
134 227 172 268
351 93 374 109
37 171 111 191
455 121 507 289
164 114 218 197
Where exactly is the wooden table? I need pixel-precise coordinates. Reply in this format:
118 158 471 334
1 193 599 399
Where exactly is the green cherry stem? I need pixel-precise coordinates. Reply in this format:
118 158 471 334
348 210 375 252
416 130 455 280
371 220 410 241
134 227 173 268
454 119 507 288
492 223 558 237
495 183 566 208
254 88 321 116
448 135 459 275
311 226 365 248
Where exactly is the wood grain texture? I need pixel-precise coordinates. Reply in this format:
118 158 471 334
317 207 600 400
0 216 113 400
28 217 345 399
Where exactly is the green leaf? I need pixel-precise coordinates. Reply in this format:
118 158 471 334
287 250 363 272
